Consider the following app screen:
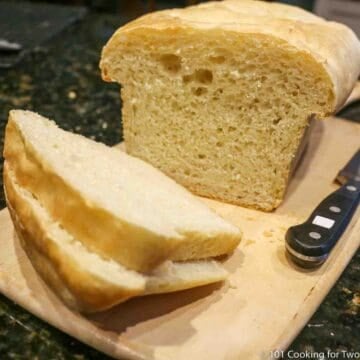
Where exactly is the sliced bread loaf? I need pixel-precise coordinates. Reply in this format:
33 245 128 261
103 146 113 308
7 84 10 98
100 0 360 211
4 165 228 313
4 110 241 272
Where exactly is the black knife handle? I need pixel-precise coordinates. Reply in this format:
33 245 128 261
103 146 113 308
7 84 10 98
285 179 360 268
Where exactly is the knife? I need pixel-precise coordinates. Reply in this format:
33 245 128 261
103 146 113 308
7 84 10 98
285 149 360 268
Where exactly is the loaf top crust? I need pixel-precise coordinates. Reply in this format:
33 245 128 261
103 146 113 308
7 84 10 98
101 0 360 112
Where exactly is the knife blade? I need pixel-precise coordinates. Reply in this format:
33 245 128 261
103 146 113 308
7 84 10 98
285 149 360 268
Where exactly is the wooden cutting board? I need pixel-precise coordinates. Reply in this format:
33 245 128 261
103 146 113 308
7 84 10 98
0 116 359 360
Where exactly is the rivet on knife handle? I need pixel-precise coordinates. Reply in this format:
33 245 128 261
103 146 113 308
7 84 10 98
285 179 360 268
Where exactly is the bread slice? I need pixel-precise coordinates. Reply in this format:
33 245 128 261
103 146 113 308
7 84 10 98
4 165 227 313
4 110 241 272
100 0 360 211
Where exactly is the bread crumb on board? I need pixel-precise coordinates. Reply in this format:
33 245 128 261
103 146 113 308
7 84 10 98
263 229 275 237
244 239 256 247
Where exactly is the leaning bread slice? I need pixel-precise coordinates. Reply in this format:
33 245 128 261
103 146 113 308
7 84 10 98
4 110 241 272
4 165 227 313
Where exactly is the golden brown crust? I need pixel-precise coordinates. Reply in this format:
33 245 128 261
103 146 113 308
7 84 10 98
100 0 360 112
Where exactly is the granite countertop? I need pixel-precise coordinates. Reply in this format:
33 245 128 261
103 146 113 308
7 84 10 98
0 11 359 360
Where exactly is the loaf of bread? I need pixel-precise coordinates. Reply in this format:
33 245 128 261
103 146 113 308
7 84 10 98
100 0 360 211
3 110 240 312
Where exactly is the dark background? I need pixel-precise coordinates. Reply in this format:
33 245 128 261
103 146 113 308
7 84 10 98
0 0 359 359
18 0 316 13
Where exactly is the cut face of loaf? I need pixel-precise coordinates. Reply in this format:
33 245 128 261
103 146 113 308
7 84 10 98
4 110 241 273
100 0 360 211
4 166 227 313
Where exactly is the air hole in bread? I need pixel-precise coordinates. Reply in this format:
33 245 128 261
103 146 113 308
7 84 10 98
182 69 213 84
192 87 207 96
209 55 225 64
132 104 137 116
194 69 213 84
159 54 182 73
182 75 191 84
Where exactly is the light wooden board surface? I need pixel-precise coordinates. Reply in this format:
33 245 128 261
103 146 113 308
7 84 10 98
0 117 359 360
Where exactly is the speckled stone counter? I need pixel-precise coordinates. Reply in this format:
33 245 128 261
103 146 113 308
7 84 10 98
0 12 359 360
